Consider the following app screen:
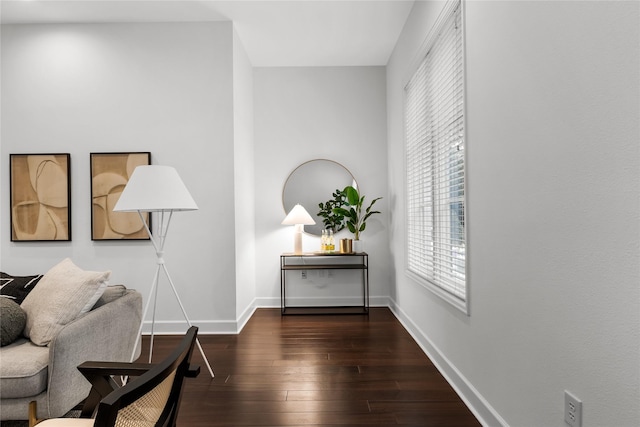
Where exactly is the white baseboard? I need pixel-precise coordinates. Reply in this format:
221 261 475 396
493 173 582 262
253 295 392 309
253 296 280 308
141 319 237 335
387 299 507 427
236 303 258 332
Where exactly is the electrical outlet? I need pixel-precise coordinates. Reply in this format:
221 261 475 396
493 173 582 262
564 391 582 427
301 271 307 279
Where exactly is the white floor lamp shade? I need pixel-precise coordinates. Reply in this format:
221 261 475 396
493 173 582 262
282 204 316 254
114 165 198 212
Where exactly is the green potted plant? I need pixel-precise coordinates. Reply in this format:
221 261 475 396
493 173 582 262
317 188 347 232
332 185 382 251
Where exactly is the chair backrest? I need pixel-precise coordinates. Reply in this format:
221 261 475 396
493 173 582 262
93 326 199 427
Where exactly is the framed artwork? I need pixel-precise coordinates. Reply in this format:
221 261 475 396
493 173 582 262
10 153 71 241
90 152 151 240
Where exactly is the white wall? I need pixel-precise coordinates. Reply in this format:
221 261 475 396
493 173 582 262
232 28 257 327
1 22 240 333
387 1 640 426
253 66 390 307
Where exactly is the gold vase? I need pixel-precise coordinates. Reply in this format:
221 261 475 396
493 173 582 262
340 238 353 253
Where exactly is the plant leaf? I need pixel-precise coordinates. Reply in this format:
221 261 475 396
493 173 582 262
345 186 359 205
363 210 381 221
333 207 349 216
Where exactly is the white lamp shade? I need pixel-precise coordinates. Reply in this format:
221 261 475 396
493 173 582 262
282 204 316 225
113 165 198 212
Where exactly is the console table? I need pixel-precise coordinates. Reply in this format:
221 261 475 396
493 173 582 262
280 252 369 315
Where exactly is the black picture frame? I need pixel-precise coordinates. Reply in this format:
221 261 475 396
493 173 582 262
10 153 72 242
90 152 152 241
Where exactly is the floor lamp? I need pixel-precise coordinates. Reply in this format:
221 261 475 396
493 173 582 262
114 165 214 378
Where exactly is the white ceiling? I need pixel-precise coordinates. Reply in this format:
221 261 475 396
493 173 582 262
0 0 415 66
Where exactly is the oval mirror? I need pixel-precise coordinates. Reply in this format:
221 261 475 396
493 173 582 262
282 159 357 236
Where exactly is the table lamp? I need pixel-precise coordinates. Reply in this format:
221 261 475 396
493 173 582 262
113 165 214 377
282 204 316 254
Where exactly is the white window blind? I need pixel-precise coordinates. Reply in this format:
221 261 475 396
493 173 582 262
404 1 467 310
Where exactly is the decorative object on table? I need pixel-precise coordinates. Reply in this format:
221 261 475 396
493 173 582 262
282 159 356 236
282 204 316 255
340 238 353 254
113 165 214 378
332 185 382 252
9 153 71 241
90 152 151 240
321 229 335 253
317 188 347 232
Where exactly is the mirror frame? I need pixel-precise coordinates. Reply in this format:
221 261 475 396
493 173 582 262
282 159 357 236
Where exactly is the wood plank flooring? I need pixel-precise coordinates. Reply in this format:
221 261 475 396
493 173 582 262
145 308 480 426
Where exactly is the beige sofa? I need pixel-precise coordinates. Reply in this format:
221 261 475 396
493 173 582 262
0 286 142 421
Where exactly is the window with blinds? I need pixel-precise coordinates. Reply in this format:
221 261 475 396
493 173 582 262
404 0 467 312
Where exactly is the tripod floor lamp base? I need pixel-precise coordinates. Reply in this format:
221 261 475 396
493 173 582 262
136 251 215 378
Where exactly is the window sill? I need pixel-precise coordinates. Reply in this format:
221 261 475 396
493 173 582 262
406 270 469 315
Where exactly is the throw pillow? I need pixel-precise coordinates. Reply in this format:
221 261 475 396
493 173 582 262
0 298 27 346
21 258 111 346
0 272 43 304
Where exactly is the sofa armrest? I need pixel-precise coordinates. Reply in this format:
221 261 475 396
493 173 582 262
43 290 142 419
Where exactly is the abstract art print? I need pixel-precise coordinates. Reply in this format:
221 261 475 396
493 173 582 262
90 152 151 240
10 154 71 241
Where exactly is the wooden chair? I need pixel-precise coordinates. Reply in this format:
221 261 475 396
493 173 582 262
30 326 200 427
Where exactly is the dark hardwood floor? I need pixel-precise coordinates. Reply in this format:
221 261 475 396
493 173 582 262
145 308 481 426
